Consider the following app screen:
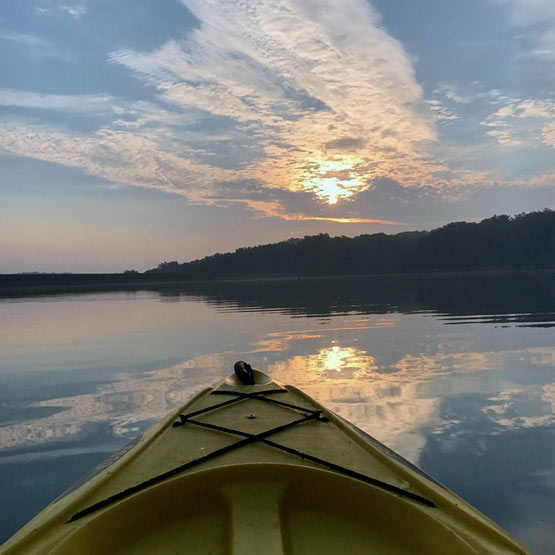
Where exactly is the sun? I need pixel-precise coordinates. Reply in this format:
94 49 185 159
295 155 369 205
311 177 342 204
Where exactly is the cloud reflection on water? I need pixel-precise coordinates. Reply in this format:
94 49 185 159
1 339 553 468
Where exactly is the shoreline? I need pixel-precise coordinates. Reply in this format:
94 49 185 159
1 267 554 298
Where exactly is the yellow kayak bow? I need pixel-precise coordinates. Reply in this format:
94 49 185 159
2 363 531 554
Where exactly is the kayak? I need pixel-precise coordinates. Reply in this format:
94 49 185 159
2 362 530 554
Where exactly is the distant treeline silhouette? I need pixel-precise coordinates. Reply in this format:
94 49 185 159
149 209 555 275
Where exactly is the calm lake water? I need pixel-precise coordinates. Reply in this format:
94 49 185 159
1 273 554 551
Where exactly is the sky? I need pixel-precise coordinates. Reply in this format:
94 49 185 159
1 0 554 272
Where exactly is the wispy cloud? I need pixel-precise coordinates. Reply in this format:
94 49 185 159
434 83 515 107
0 122 233 198
498 0 555 59
434 84 474 104
0 31 67 59
485 129 522 147
425 99 458 122
1 31 49 48
542 121 555 148
0 89 193 130
518 99 555 119
480 97 555 148
433 81 555 152
60 4 88 19
0 90 114 113
110 0 447 204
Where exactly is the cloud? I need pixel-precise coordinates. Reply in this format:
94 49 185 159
110 0 448 204
434 83 516 109
431 83 555 152
60 4 88 19
2 0 553 223
0 89 196 132
0 31 47 47
499 0 555 25
482 381 555 430
0 90 115 113
434 84 473 104
0 123 234 199
518 99 555 119
0 31 67 59
516 100 555 148
485 129 522 147
480 97 555 148
425 100 458 122
202 177 405 223
1 0 454 219
324 137 366 151
541 120 555 148
498 0 555 59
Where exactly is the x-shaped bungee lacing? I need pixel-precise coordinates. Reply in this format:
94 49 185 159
173 388 328 426
68 388 434 523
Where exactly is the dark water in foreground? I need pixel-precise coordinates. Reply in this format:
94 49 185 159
1 272 554 551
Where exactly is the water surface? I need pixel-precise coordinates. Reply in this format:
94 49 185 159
1 273 554 551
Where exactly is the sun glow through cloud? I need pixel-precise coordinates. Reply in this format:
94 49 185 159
293 156 368 205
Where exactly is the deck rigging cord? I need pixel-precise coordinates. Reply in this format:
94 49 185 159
68 386 435 523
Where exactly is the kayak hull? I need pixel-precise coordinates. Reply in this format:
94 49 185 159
2 370 531 554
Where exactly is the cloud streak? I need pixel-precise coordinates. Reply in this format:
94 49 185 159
0 123 233 197
499 0 555 59
480 98 555 148
0 31 67 59
59 4 88 19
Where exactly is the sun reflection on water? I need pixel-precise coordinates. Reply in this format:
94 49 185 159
272 344 378 380
311 344 378 376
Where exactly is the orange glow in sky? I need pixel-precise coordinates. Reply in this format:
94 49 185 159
293 155 369 205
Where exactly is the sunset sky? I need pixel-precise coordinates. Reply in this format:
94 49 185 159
1 0 555 272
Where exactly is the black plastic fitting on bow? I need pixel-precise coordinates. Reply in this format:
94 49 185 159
234 360 255 385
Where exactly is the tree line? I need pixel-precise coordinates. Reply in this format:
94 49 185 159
148 209 555 276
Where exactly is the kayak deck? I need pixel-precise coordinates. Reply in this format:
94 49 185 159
2 369 530 554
